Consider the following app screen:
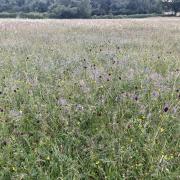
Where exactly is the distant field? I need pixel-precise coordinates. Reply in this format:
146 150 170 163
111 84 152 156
0 18 179 179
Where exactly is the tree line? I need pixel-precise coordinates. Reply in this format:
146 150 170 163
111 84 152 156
0 0 179 18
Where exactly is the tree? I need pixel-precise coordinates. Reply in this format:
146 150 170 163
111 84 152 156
31 0 49 12
127 0 162 14
78 0 91 18
109 0 130 15
162 0 180 15
0 0 169 18
171 0 180 15
49 4 78 18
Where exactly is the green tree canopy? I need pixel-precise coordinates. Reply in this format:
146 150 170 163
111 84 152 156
0 0 179 18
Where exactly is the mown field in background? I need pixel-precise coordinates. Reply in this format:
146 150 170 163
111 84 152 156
0 18 179 179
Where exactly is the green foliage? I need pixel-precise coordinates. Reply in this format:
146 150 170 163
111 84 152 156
0 0 178 18
92 13 161 19
162 0 180 15
19 12 48 19
49 4 78 18
0 12 17 18
48 0 91 18
78 0 91 18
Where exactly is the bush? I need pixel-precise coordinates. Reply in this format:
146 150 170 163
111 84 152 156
92 13 160 19
0 12 17 18
0 12 161 19
0 12 48 19
49 4 78 19
19 12 48 19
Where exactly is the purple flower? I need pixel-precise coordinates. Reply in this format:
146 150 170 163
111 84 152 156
58 98 68 106
163 106 169 112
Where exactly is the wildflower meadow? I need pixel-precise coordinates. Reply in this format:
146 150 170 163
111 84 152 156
0 18 179 179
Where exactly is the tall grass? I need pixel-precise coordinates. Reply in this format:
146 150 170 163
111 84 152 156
0 18 179 179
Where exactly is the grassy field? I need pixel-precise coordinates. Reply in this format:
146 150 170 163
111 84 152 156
0 18 179 179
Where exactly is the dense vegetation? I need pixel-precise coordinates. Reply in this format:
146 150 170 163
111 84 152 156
0 0 179 18
0 18 179 179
